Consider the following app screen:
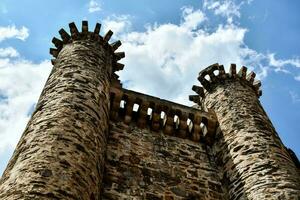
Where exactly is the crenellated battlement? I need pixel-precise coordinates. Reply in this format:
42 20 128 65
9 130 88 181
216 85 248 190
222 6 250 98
189 63 262 105
110 87 218 145
50 21 125 73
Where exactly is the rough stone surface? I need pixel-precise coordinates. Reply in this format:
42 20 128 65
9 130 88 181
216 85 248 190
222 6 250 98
103 121 227 200
0 22 299 200
203 79 300 200
0 40 113 199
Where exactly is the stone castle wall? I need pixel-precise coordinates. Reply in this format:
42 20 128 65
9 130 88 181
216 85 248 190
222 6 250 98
0 21 299 200
103 121 226 200
102 84 222 199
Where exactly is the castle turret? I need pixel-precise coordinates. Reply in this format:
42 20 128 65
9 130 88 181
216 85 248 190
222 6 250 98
191 63 300 199
1 20 299 199
0 21 124 199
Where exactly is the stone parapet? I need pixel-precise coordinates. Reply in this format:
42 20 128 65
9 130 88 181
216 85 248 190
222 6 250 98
110 87 218 144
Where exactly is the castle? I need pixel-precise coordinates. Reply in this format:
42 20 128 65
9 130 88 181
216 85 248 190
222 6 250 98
0 21 299 199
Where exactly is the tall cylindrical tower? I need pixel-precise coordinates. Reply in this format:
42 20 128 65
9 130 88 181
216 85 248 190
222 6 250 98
191 64 300 199
0 21 124 199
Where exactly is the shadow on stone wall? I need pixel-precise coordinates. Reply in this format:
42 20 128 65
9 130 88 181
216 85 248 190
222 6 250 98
209 128 246 200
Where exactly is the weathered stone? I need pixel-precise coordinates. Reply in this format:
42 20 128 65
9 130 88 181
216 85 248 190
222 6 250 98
0 22 121 199
202 71 300 199
0 21 299 200
102 121 225 199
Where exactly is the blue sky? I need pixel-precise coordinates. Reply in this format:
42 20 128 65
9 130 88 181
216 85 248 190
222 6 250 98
0 0 299 174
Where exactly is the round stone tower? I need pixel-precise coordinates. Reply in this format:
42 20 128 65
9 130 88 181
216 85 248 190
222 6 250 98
0 21 124 199
191 63 300 199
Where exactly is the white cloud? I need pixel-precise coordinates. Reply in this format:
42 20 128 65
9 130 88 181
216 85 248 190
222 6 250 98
103 7 299 105
289 91 300 103
181 7 206 30
0 25 29 42
0 47 19 57
88 0 101 13
102 15 131 37
267 53 300 79
204 0 240 17
115 9 264 105
203 0 252 23
0 58 51 153
268 53 300 68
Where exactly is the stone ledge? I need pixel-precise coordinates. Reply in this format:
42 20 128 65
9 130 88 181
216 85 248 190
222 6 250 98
110 87 218 145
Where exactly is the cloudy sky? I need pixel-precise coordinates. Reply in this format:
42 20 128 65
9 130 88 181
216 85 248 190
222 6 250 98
0 0 299 174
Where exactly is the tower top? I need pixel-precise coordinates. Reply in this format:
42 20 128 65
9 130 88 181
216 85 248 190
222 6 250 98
189 63 262 105
50 21 125 73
